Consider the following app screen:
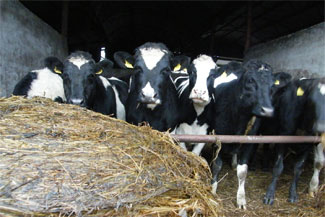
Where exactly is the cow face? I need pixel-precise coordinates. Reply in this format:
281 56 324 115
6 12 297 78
188 55 217 106
241 60 274 117
62 51 96 105
115 42 188 110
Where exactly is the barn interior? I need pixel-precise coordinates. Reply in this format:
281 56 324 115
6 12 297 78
1 0 324 97
0 1 324 216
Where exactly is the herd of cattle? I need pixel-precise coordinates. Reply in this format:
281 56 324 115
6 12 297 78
12 42 325 209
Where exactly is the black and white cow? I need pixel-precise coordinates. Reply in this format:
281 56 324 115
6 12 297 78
13 56 66 102
262 77 325 205
62 51 128 119
114 42 188 132
248 71 293 171
173 55 217 155
207 59 274 209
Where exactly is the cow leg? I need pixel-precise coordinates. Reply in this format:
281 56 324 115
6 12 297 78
248 144 259 171
192 143 205 156
231 153 238 170
309 143 325 197
288 146 312 203
211 156 223 195
236 144 255 209
262 143 271 172
263 146 285 205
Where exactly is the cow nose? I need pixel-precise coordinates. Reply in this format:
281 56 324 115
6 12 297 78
260 107 274 117
70 98 84 105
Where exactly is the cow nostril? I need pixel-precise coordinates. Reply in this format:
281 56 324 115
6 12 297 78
153 93 157 98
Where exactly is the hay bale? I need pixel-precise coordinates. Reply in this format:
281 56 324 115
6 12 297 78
0 96 222 216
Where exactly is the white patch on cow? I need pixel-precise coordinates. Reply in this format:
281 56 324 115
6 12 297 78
237 164 248 209
318 83 325 95
309 143 325 197
176 120 209 156
142 82 156 98
177 77 189 97
172 69 188 74
139 47 167 70
100 76 111 89
189 55 216 104
258 65 265 71
100 76 126 120
128 77 133 93
211 181 218 195
213 73 238 88
28 68 66 101
68 56 89 69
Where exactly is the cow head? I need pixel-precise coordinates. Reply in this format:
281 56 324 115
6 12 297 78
114 42 188 110
240 59 274 117
62 51 96 105
271 71 292 95
187 55 217 106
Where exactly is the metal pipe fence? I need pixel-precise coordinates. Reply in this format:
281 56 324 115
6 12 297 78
171 134 323 144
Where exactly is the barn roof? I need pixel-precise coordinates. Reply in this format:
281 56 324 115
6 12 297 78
21 1 324 61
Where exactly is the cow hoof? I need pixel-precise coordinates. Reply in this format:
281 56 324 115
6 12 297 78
238 204 246 210
288 196 298 203
263 197 274 205
309 190 315 198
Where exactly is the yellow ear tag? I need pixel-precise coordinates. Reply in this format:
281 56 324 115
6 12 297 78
274 80 280 85
125 60 134 69
54 66 62 74
297 87 304 96
221 71 227 78
183 68 187 73
173 63 181 71
96 69 103 75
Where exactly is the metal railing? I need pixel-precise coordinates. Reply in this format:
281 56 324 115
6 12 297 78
171 134 323 144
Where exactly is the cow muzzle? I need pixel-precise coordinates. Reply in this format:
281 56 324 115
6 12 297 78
189 89 210 104
253 106 274 117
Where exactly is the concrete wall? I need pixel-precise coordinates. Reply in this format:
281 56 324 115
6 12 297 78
245 22 325 78
0 0 68 97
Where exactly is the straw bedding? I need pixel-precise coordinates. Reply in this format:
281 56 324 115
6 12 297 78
0 96 221 216
0 96 324 216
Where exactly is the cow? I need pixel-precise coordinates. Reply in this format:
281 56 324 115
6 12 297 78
248 71 293 172
113 42 189 132
262 77 325 205
207 59 274 209
13 56 66 102
173 55 219 155
61 51 128 119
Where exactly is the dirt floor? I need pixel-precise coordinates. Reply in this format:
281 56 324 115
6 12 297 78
214 151 325 217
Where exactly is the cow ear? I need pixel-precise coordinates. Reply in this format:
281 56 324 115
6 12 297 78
114 51 134 69
171 55 191 72
44 56 63 74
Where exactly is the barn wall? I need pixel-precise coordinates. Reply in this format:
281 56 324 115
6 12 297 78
244 22 325 78
0 0 68 97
